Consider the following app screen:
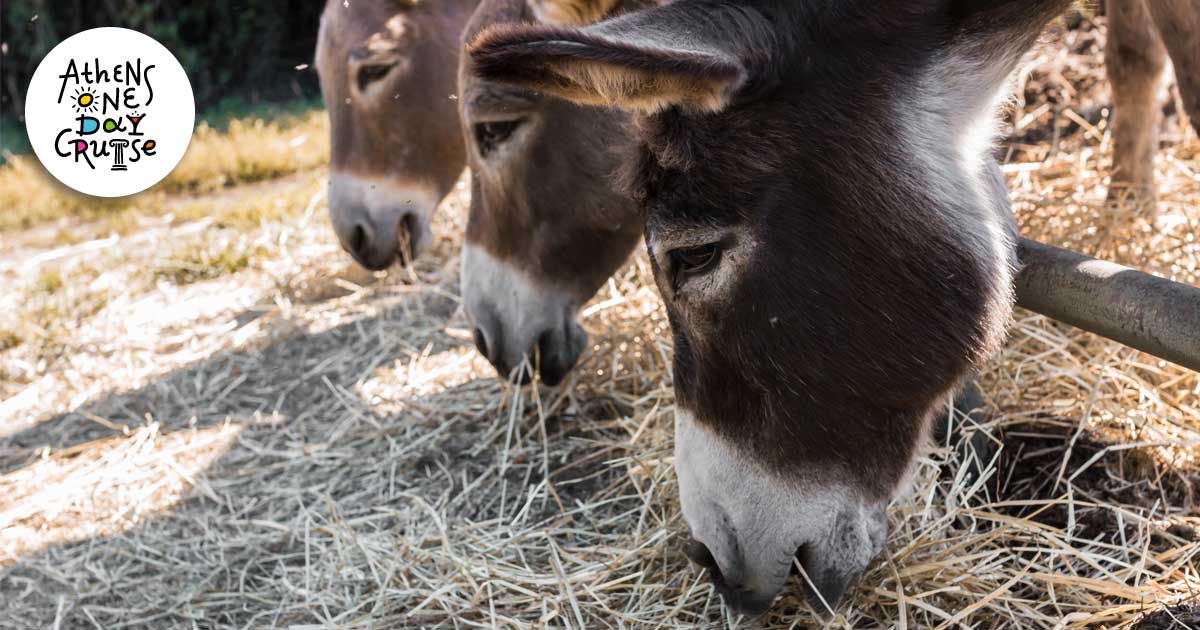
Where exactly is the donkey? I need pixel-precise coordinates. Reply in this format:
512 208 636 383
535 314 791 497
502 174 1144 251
1106 0 1200 207
457 0 645 384
470 0 1072 614
316 0 478 270
457 2 1197 386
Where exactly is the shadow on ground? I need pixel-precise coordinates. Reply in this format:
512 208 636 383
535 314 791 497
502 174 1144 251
0 276 637 628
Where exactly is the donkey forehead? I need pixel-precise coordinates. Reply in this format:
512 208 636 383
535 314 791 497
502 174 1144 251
353 14 418 56
633 110 807 229
464 0 529 42
462 80 541 116
626 47 935 220
322 1 419 49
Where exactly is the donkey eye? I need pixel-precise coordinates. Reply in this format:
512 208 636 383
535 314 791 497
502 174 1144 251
356 63 395 92
474 119 524 157
669 243 721 290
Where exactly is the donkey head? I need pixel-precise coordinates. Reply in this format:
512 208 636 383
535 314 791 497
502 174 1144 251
457 0 644 385
317 0 475 270
471 0 1068 613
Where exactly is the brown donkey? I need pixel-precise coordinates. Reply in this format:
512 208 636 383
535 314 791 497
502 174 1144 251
1106 0 1200 207
316 0 477 270
471 0 1073 614
457 0 645 384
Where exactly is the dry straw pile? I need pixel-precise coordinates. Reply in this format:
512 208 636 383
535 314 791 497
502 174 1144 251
1 16 1198 629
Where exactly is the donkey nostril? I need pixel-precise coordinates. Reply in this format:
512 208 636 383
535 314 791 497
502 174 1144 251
535 330 553 363
534 330 564 385
348 223 369 254
396 213 417 265
399 212 416 237
686 538 720 572
473 328 489 360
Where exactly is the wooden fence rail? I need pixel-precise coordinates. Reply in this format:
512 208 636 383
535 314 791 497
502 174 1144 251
1016 238 1200 373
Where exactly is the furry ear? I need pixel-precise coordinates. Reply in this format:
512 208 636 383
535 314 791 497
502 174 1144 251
469 4 771 113
527 0 620 25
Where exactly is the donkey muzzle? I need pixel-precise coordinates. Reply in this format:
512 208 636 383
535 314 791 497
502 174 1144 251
328 173 437 270
461 243 588 386
674 408 889 615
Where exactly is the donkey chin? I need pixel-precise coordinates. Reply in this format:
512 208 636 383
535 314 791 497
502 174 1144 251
460 242 589 386
328 173 439 270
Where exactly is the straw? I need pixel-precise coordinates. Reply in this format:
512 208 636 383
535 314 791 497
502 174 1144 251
1 14 1198 629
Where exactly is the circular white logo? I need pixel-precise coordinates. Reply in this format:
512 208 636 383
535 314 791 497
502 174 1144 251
24 27 195 198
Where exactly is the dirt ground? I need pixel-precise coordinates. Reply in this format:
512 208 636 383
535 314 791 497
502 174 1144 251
1 15 1199 629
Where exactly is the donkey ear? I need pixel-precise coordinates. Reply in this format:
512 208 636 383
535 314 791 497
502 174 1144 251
470 4 769 113
527 0 620 25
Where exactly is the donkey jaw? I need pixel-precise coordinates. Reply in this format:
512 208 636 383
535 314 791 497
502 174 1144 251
674 409 889 615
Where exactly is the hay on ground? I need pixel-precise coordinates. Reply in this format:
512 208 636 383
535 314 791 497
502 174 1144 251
1 14 1199 629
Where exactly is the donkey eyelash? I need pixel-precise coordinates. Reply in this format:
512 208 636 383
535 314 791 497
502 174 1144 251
357 63 396 92
474 119 525 157
669 242 722 291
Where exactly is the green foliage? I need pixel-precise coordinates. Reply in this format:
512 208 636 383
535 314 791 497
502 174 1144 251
0 116 32 155
201 95 325 132
0 1 323 121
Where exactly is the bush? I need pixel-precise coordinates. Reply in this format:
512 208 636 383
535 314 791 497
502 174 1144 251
1 1 323 121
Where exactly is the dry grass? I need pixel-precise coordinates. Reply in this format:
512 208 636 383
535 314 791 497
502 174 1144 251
1 16 1199 629
0 110 329 235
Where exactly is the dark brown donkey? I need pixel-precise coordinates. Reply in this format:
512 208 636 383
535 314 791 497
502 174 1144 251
457 3 1197 388
1106 0 1200 207
457 0 645 384
471 0 1072 614
316 0 477 270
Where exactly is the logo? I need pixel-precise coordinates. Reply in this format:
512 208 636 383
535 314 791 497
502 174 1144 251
24 27 195 197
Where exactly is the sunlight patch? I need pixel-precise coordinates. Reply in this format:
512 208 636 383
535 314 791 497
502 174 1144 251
0 421 241 564
358 345 494 405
